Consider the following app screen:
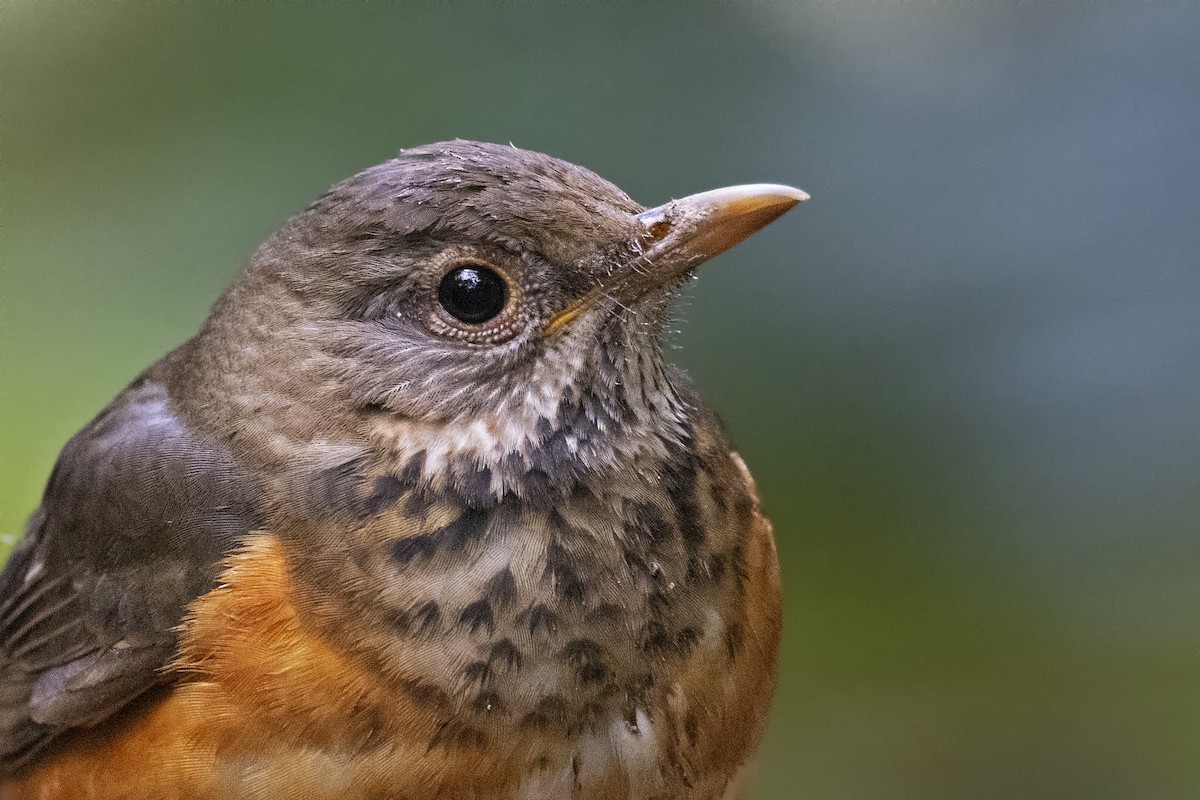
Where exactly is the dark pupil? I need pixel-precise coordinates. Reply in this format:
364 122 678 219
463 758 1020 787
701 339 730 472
438 266 508 324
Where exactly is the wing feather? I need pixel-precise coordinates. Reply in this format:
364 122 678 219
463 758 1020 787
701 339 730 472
0 373 263 772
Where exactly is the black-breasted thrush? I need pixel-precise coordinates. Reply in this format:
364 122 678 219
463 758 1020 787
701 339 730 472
0 140 806 800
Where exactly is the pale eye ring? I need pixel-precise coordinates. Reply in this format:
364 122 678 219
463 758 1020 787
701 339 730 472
437 264 508 324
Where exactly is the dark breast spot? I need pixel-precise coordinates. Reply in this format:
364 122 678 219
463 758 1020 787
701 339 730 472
639 621 673 656
622 500 674 545
707 553 727 584
455 466 494 508
430 720 488 751
314 459 366 516
313 459 422 520
562 638 605 667
724 622 744 660
384 607 412 633
413 601 441 634
584 603 622 624
403 487 436 518
729 543 749 589
675 627 701 657
563 638 609 685
489 638 523 672
390 507 490 569
483 567 517 609
404 679 450 710
440 507 490 552
464 660 493 686
391 533 437 566
455 727 488 749
684 711 700 747
666 462 705 554
516 603 559 638
521 694 570 731
359 474 408 517
544 537 586 605
457 600 494 635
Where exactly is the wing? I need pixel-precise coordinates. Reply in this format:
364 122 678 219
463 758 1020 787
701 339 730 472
0 373 264 772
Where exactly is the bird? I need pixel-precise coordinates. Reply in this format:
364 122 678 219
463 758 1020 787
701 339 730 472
0 140 806 800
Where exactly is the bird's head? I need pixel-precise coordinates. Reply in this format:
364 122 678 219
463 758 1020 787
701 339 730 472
199 140 805 499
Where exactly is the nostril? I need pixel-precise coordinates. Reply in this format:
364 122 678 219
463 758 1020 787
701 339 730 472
638 211 672 242
647 219 672 241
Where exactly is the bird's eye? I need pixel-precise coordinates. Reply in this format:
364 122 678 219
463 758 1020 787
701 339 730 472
437 265 509 324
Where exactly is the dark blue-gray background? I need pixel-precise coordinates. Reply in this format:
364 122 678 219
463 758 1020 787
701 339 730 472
3 3 1198 797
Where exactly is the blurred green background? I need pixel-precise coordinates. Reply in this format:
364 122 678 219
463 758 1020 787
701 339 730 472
3 3 1199 797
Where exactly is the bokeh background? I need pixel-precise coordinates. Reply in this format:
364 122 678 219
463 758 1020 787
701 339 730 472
3 3 1199 797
